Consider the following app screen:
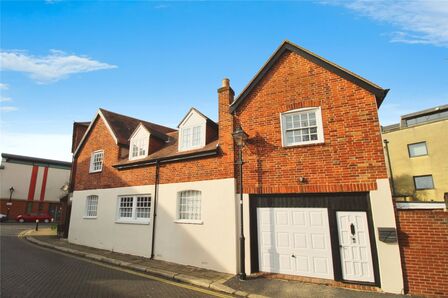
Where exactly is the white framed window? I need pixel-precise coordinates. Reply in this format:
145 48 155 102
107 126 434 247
85 195 98 218
280 107 324 147
116 195 151 224
176 190 202 224
180 126 203 151
414 175 434 190
130 137 148 160
89 150 104 173
408 142 428 157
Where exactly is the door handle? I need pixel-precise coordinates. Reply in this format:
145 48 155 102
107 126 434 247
291 254 296 258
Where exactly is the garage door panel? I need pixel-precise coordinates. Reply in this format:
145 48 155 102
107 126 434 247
309 211 324 227
276 232 290 248
293 233 307 249
292 211 306 226
313 257 331 274
258 207 334 280
310 233 326 250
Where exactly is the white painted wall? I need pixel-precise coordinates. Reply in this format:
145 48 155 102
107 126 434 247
369 178 404 294
69 178 238 273
0 161 69 202
45 167 71 201
69 185 155 257
154 178 237 273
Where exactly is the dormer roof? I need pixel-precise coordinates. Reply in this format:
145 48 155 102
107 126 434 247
73 108 175 156
177 107 218 129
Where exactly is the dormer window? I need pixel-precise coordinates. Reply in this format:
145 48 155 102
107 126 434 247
129 123 150 160
178 108 207 152
181 126 202 150
130 137 148 159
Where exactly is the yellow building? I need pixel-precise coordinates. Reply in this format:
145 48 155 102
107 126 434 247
382 105 448 202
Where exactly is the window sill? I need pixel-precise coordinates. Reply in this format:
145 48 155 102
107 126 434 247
283 141 325 149
83 216 97 219
89 170 103 174
174 219 203 225
115 219 150 225
129 155 148 161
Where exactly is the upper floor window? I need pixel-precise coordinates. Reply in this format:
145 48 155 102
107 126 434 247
281 107 324 147
129 124 150 161
130 137 148 160
89 150 104 173
176 190 202 224
413 175 434 190
85 195 98 218
180 126 203 151
117 195 151 224
408 142 428 157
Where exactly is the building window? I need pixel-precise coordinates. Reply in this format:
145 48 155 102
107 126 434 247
180 126 202 151
176 190 202 223
85 195 98 218
281 107 324 147
130 137 148 160
89 150 104 173
408 142 428 157
117 195 151 223
414 175 434 190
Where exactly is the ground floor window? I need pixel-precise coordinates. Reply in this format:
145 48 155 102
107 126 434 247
85 195 98 218
117 195 151 223
176 190 202 223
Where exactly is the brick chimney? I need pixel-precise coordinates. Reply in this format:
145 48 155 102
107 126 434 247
218 78 235 171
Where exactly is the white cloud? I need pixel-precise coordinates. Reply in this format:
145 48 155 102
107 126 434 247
0 83 8 90
0 96 12 102
0 132 72 161
0 106 18 112
325 0 448 47
0 49 117 83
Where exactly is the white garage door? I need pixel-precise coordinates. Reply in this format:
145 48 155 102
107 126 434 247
257 208 334 279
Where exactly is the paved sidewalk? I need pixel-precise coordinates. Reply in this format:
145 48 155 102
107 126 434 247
25 233 406 298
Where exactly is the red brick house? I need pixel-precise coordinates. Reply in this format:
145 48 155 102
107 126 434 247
69 40 403 294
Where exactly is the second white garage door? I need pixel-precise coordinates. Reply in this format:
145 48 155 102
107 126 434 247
257 208 334 279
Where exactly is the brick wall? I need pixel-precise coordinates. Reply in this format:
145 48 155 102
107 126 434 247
74 51 387 194
235 51 387 193
73 85 235 191
396 208 448 296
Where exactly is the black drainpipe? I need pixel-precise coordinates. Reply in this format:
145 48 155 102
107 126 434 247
150 160 160 259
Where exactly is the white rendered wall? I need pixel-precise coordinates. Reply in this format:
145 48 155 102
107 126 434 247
0 161 69 202
69 185 155 258
69 178 237 273
154 178 237 273
369 178 404 294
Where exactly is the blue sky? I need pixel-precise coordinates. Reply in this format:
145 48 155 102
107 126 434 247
1 0 447 161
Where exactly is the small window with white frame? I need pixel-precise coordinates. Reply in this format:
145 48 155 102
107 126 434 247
89 150 104 173
180 126 203 151
176 190 202 223
130 137 148 160
117 195 151 224
85 195 98 218
281 107 324 147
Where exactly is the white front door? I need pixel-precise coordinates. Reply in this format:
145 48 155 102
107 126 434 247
336 211 374 282
257 208 334 279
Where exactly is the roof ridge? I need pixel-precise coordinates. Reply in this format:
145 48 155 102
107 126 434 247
99 108 176 132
